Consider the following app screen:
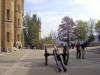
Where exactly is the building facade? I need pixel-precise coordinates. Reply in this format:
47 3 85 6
0 0 1 52
0 0 24 52
14 0 24 43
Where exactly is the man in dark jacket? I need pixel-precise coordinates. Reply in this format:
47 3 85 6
76 42 81 59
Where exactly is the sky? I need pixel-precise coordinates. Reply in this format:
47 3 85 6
24 0 100 38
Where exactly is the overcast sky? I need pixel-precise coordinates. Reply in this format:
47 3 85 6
24 0 100 38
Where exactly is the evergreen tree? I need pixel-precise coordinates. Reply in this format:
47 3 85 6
23 13 41 48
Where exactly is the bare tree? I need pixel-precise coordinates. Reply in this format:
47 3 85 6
88 19 95 36
50 31 57 41
88 18 96 40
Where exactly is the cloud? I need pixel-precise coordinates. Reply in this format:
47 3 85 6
74 0 100 5
37 11 65 38
73 0 100 19
74 0 88 4
25 0 45 3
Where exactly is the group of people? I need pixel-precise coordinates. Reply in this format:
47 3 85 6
14 41 22 49
75 41 87 59
59 40 88 60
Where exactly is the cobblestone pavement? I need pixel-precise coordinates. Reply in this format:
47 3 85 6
0 47 100 75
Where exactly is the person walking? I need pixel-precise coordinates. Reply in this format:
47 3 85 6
76 41 81 59
81 43 87 59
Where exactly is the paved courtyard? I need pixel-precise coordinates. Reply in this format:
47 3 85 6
0 46 100 75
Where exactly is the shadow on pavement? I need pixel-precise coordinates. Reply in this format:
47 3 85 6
27 58 64 75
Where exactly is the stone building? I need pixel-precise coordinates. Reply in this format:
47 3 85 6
0 0 24 52
37 18 41 41
0 0 1 52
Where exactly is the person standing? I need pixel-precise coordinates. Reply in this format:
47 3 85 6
62 43 69 65
76 42 81 59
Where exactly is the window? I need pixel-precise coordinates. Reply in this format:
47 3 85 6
7 32 10 42
18 19 20 27
7 9 10 20
18 34 19 41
